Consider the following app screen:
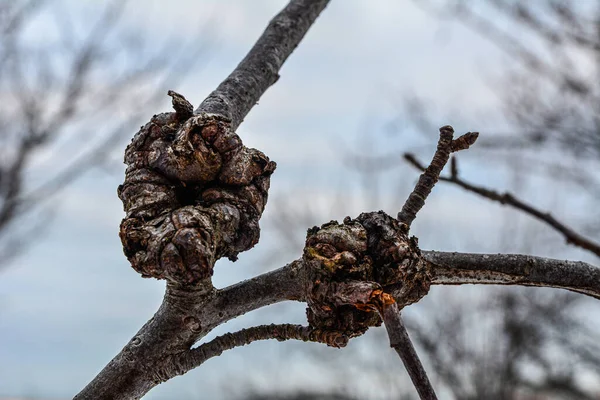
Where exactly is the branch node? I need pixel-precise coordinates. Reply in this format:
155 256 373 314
451 131 479 152
167 90 194 120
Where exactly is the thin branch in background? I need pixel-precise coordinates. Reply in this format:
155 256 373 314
0 204 55 266
404 153 600 257
414 0 600 159
403 287 600 399
382 303 438 400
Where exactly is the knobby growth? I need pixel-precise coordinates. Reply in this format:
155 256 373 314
119 91 276 286
75 1 600 399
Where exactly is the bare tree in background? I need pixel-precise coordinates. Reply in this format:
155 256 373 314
0 0 206 265
408 0 600 203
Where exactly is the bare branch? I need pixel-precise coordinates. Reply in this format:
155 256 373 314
75 250 600 399
398 126 454 227
202 260 306 331
405 154 600 257
398 126 478 228
425 251 600 300
163 324 331 382
196 0 330 129
76 1 335 396
382 303 438 400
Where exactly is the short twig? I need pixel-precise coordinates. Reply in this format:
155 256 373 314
398 126 478 228
382 302 438 400
405 154 600 258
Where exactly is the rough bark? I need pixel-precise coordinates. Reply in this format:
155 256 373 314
75 249 600 399
75 260 306 400
118 107 275 285
398 126 478 228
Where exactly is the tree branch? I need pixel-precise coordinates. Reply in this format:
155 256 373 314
382 303 438 400
162 324 330 381
75 251 600 399
404 154 600 257
199 260 306 332
398 126 478 228
75 0 600 397
424 251 600 300
196 0 330 129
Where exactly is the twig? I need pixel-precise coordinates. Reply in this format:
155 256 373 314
196 0 330 129
167 324 330 380
404 154 600 257
398 126 478 228
382 302 438 400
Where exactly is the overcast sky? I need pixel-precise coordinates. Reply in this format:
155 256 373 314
1 1 598 399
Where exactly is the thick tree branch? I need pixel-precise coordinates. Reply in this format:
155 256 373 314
424 251 600 300
404 154 600 257
74 261 305 400
196 0 330 129
75 251 599 399
382 303 438 400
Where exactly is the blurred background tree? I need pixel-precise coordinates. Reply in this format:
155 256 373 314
0 0 205 265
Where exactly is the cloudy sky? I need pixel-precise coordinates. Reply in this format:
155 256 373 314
1 1 598 399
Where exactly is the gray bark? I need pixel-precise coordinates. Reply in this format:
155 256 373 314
196 0 330 129
425 251 600 299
